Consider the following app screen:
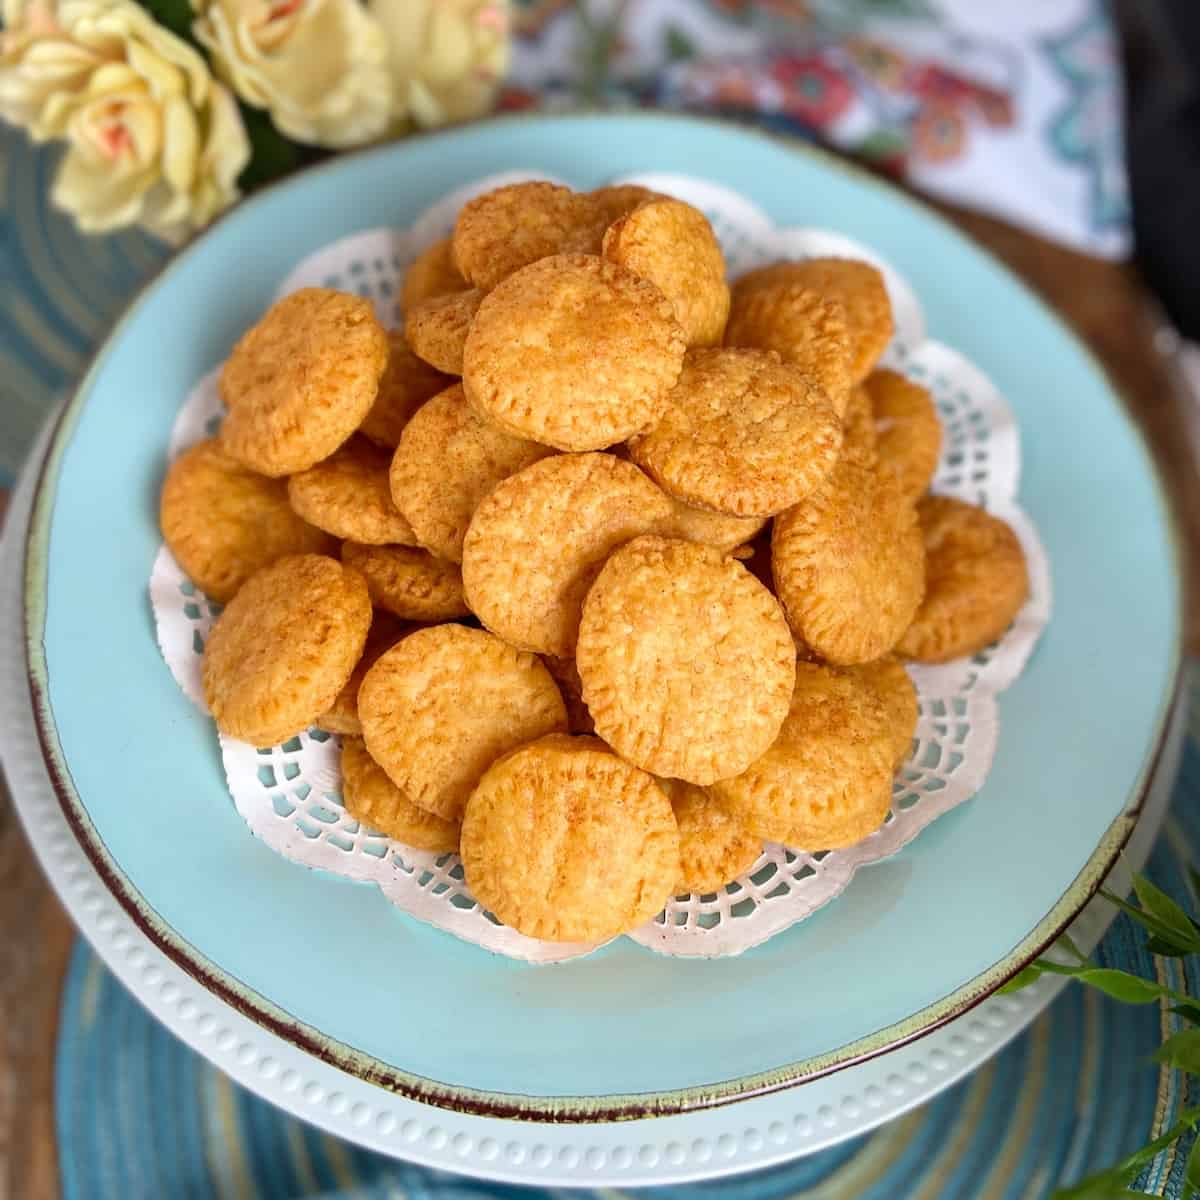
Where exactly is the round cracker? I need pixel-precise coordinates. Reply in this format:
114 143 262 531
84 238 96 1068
660 495 766 555
160 438 334 603
602 196 730 347
358 624 567 821
540 655 594 735
460 733 680 942
724 282 852 415
734 258 892 383
287 435 417 545
405 288 483 375
452 181 591 292
401 237 466 312
578 184 662 245
461 453 673 657
772 459 925 665
577 535 795 785
841 383 879 469
897 496 1028 662
202 554 371 746
317 611 408 736
358 331 452 449
864 368 942 503
340 737 460 852
627 347 842 517
846 655 918 770
658 778 762 896
463 254 685 452
218 288 388 476
341 541 469 621
710 661 894 848
389 384 554 563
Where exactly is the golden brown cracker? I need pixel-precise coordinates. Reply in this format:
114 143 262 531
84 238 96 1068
460 734 680 942
733 258 893 382
602 196 730 347
577 535 795 785
317 611 408 736
358 331 452 449
218 288 388 476
897 496 1029 662
202 554 371 746
841 383 879 469
846 655 918 770
710 661 894 848
405 288 483 375
660 496 767 555
772 459 925 665
358 624 567 821
463 254 686 451
341 541 469 621
739 523 777 595
160 438 334 603
724 282 853 416
864 368 942 503
541 655 594 735
461 453 674 657
401 238 466 312
575 184 662 247
627 347 842 517
452 181 590 291
388 383 555 563
340 737 460 852
287 435 417 545
658 778 762 895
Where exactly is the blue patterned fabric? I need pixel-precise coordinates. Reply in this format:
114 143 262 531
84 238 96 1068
54 677 1200 1199
0 128 167 489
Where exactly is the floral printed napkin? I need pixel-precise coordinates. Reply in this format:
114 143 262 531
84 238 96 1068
504 0 1130 258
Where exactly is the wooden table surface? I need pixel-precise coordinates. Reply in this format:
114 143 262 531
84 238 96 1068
1 206 1197 1200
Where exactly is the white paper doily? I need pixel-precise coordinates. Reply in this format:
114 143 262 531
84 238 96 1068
150 171 1051 963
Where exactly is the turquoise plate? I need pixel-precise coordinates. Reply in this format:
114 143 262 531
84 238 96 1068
24 114 1182 1121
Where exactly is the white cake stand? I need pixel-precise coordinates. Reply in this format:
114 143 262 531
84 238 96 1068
1 417 1183 1186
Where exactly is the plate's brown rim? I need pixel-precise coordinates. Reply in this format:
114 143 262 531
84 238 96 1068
20 110 1190 1124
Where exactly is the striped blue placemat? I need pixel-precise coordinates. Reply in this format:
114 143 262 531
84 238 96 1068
54 673 1200 1199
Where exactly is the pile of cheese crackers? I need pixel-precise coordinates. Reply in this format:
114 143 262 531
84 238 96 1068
160 181 1029 944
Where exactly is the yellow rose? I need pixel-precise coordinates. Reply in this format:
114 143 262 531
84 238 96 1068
0 0 105 138
0 0 249 242
192 0 391 148
369 0 509 129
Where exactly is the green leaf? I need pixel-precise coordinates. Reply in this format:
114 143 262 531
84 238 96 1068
1057 930 1090 964
1052 1104 1200 1198
1187 866 1200 901
1133 875 1200 946
1186 1134 1200 1194
998 963 1045 994
1154 1028 1200 1073
1170 1003 1200 1025
1072 969 1169 1004
135 0 200 46
1110 1105 1200 1175
1008 958 1192 1007
1146 935 1194 958
1053 1166 1158 1198
1034 959 1095 979
1100 888 1200 953
236 102 306 192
